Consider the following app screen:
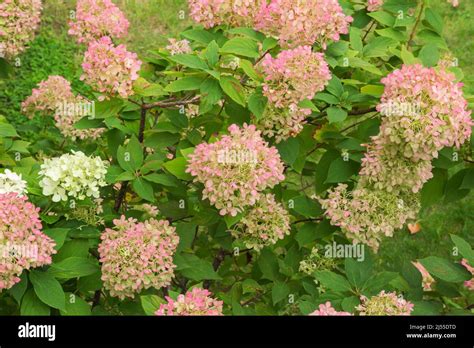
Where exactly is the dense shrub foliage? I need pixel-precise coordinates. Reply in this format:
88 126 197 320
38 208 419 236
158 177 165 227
0 0 473 316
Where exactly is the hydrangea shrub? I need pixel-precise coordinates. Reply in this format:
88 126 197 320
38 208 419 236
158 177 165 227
0 0 473 316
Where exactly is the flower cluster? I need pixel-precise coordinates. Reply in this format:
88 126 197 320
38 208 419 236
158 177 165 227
22 76 75 117
461 259 474 290
22 76 103 140
155 288 223 315
299 246 338 275
68 0 129 44
254 0 352 49
98 216 179 299
319 184 420 251
0 170 27 196
81 36 141 100
0 0 42 60
232 194 290 251
187 0 262 29
320 64 472 251
186 124 285 216
357 291 414 315
166 38 192 55
361 64 472 193
39 151 108 202
412 261 435 291
367 0 383 12
0 193 56 291
258 46 331 141
310 301 351 316
187 0 351 48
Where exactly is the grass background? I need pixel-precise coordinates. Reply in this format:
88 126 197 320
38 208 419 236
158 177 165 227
0 0 472 269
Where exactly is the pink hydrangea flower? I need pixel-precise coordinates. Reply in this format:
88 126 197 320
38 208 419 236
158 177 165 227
0 193 56 291
21 75 104 140
319 184 420 252
232 193 291 251
0 0 42 60
155 288 223 316
357 291 414 315
80 36 141 100
367 0 383 12
68 0 129 44
360 64 472 193
310 301 352 316
254 0 353 48
186 124 285 216
166 38 192 55
187 0 263 28
461 259 474 290
257 45 331 141
98 216 179 299
412 261 435 291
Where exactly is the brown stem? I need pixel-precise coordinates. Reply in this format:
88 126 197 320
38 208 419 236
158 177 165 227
138 107 147 143
113 181 129 213
362 21 376 42
142 95 200 110
408 1 426 45
203 248 226 289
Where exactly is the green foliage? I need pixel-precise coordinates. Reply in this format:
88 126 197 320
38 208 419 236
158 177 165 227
0 0 473 317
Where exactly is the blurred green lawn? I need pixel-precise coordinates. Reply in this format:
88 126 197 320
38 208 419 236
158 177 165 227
0 0 472 268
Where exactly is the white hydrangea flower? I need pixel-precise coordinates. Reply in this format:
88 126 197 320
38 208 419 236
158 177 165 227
39 151 108 202
0 169 28 195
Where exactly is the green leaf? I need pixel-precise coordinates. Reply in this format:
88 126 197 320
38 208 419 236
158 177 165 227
258 249 279 281
362 272 398 294
165 76 206 92
248 91 267 120
29 270 66 311
424 8 443 35
345 258 372 289
220 37 259 58
174 253 221 281
276 137 300 166
94 98 123 119
21 289 50 316
117 135 143 172
418 43 439 67
219 76 246 106
141 295 165 315
163 156 192 180
0 123 18 137
224 213 243 228
143 173 178 187
169 54 208 70
450 235 474 262
61 293 91 316
350 27 363 52
325 157 359 183
363 37 396 57
419 256 471 283
48 257 100 279
327 107 347 123
314 270 352 293
205 40 220 66
368 11 395 27
9 272 28 304
272 282 290 305
43 228 69 250
240 59 261 81
132 178 155 202
421 168 447 208
181 29 216 44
